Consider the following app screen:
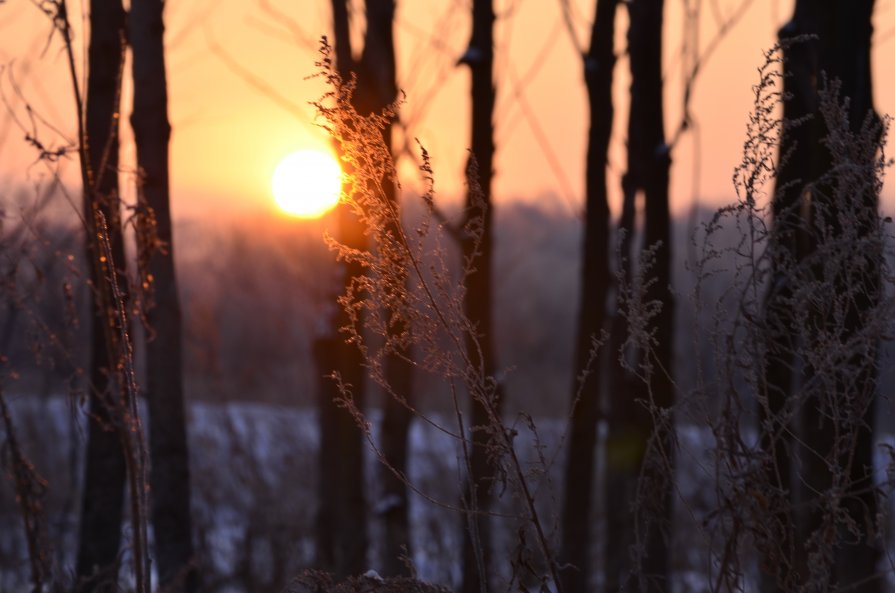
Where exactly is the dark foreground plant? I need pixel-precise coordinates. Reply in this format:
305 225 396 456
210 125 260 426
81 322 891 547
314 38 565 592
0 387 52 593
691 41 894 592
5 3 153 591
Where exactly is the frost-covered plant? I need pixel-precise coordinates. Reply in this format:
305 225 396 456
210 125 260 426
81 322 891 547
313 38 564 592
691 40 894 592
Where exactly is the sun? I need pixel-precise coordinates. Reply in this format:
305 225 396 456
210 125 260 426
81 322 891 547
271 150 343 218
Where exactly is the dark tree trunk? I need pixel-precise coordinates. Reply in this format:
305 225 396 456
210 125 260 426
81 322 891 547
806 2 879 592
328 296 368 579
353 1 412 577
378 364 412 577
558 2 618 593
762 3 880 592
759 5 818 591
313 335 339 573
314 1 351 574
316 0 369 577
605 1 673 592
129 1 197 591
75 3 128 591
826 11 880 590
459 2 499 593
608 172 637 400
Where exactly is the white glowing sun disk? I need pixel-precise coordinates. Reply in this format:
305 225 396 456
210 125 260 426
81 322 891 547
272 150 343 218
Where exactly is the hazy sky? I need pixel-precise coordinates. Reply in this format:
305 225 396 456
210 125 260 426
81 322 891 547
2 0 895 221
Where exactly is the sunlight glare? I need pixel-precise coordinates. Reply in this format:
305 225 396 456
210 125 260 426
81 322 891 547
272 150 343 218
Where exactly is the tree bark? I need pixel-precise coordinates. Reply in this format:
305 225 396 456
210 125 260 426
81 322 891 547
761 3 880 592
559 2 618 593
353 0 413 578
316 0 369 577
129 1 197 590
605 1 673 592
759 5 818 591
459 2 500 592
313 334 336 570
827 8 881 587
328 114 369 582
75 2 128 590
807 3 879 592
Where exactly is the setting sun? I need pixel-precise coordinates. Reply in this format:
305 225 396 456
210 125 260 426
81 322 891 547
271 150 343 218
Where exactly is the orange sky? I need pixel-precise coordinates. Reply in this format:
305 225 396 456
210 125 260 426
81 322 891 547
2 0 895 221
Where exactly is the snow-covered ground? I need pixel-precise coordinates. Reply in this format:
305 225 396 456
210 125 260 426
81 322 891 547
1 396 894 592
0 397 477 591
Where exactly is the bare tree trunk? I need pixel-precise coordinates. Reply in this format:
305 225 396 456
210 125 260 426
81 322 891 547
313 334 338 573
559 2 618 593
129 1 197 590
808 2 879 591
606 1 673 592
378 366 411 576
608 172 637 400
314 1 350 574
352 1 413 577
761 3 880 591
829 4 882 581
760 2 881 590
316 0 369 577
329 148 369 579
759 5 818 591
76 3 128 590
330 304 369 578
458 2 499 592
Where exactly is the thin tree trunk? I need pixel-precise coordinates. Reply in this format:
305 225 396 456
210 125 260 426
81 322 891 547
459 2 499 592
324 316 368 578
76 2 128 590
634 1 674 588
608 172 637 399
559 2 618 593
316 0 368 576
129 1 197 590
330 143 369 580
606 1 673 592
314 0 351 572
313 335 338 573
379 373 412 576
353 0 413 577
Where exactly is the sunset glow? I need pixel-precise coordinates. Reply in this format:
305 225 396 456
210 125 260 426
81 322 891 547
272 150 343 218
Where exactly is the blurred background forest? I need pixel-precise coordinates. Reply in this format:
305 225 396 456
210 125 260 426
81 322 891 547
2 1 895 593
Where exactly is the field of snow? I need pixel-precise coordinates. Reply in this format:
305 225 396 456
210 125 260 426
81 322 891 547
1 396 894 592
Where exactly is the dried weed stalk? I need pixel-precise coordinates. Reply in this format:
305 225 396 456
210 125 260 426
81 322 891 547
0 386 52 593
17 2 153 591
691 41 894 591
314 38 563 591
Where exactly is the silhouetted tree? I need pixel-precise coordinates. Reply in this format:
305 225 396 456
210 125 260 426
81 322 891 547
315 0 380 577
75 2 128 591
761 2 881 592
130 0 197 590
352 0 415 578
759 4 817 591
605 1 673 592
457 1 500 592
314 5 353 576
558 2 618 593
814 7 880 591
313 332 340 573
